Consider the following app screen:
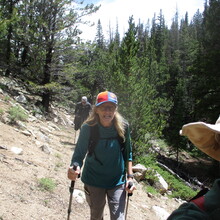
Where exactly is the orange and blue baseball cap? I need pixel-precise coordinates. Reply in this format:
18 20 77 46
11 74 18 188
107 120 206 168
96 91 118 106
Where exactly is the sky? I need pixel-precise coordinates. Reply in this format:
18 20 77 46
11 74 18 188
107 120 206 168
79 0 205 41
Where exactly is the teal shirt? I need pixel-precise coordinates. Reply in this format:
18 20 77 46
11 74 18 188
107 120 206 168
71 123 132 189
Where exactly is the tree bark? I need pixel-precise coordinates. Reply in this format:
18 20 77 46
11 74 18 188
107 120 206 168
41 46 52 112
5 0 13 76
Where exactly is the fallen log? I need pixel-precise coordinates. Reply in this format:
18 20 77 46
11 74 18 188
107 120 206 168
157 161 204 190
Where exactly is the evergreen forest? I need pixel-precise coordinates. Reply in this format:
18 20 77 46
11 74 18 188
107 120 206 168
0 0 220 160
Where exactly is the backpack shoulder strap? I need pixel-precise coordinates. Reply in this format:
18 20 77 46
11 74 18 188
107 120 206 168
88 124 104 165
88 124 99 156
117 123 129 156
189 188 209 211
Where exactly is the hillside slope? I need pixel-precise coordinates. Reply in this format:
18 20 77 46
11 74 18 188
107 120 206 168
0 77 182 220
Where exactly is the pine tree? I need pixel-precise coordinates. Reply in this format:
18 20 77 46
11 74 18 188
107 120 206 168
0 0 20 76
0 0 99 112
194 0 220 121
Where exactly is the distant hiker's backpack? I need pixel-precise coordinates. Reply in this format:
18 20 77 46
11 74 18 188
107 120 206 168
87 123 128 165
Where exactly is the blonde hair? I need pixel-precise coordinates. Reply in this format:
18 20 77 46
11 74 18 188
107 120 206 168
84 106 127 141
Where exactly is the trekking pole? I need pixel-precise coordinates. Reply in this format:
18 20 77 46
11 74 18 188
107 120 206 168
67 162 79 220
73 130 77 145
125 181 133 220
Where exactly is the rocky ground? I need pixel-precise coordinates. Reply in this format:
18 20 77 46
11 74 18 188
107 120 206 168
0 78 183 220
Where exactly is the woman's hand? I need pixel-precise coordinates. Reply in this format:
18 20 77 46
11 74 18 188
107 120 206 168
126 179 136 194
67 165 80 181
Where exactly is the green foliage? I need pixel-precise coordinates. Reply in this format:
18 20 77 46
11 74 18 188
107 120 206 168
193 0 220 121
0 108 3 116
0 83 8 90
187 146 208 159
145 168 159 184
43 200 49 206
8 106 28 123
0 0 100 111
55 153 62 159
28 81 62 94
136 155 198 200
38 178 56 192
132 139 150 159
55 161 63 171
157 166 198 200
145 185 158 195
3 96 10 102
136 152 157 165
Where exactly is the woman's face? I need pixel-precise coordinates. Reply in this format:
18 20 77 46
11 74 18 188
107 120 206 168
96 102 117 127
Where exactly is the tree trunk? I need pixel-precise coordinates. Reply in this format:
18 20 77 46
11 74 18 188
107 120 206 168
41 45 53 112
5 0 13 76
42 91 50 113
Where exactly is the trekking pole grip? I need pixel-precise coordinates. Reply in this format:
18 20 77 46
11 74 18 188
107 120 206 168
128 181 133 197
69 162 79 193
73 162 80 178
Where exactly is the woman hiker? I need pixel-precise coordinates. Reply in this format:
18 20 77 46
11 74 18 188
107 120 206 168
168 115 220 219
68 91 136 220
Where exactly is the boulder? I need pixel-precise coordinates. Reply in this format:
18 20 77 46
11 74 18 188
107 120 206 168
132 163 147 181
153 171 168 194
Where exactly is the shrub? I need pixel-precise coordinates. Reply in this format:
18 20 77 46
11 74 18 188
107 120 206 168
145 185 158 195
4 95 10 102
38 178 56 192
55 162 63 171
0 108 3 116
157 166 198 200
8 106 28 123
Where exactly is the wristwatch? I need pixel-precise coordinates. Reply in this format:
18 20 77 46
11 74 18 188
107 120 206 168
127 174 134 179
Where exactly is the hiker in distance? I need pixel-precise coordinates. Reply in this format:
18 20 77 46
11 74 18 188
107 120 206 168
74 96 92 131
168 115 220 219
68 91 136 220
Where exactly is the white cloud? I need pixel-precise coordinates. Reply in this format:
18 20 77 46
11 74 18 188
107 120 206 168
80 0 205 41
